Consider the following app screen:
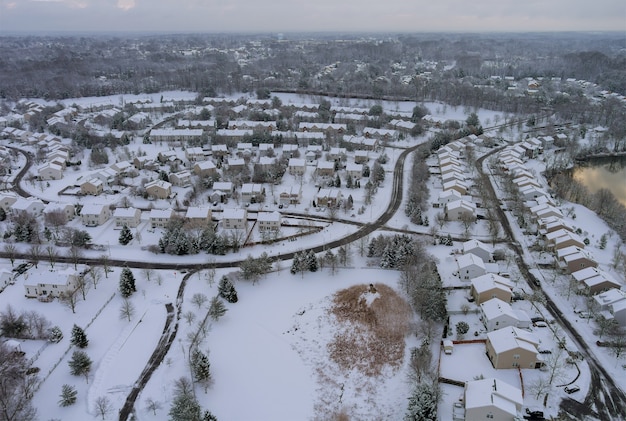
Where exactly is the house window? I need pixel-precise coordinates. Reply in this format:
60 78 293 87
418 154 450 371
513 354 520 359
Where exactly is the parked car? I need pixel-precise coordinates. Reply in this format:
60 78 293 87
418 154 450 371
577 312 593 319
533 321 548 328
531 317 545 323
564 385 580 394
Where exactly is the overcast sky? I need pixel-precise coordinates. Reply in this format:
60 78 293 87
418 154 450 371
1 0 625 34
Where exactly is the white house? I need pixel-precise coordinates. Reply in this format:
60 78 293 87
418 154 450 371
594 289 626 327
80 204 111 227
462 377 523 421
480 298 531 331
221 208 247 230
462 239 493 263
10 198 45 217
457 254 486 280
113 207 142 228
185 207 212 226
38 162 63 180
288 158 306 176
445 199 476 221
169 170 192 187
149 208 174 229
257 211 282 231
23 266 87 299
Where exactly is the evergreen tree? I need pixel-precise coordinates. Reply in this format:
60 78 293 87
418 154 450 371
0 206 5 221
346 175 352 189
48 325 64 343
68 350 92 381
58 384 77 407
118 225 133 245
169 388 201 421
405 382 438 421
290 252 302 275
208 296 227 321
203 411 218 421
190 349 211 384
70 324 88 348
306 250 318 272
119 267 136 298
334 174 341 188
217 276 238 303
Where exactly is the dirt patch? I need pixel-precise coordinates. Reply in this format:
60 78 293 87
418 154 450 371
328 283 411 377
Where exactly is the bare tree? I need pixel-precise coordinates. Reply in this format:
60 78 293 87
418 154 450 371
88 267 103 290
60 290 79 314
28 244 42 268
3 243 17 267
75 275 91 301
142 268 155 283
205 261 216 287
44 209 68 236
183 311 196 326
145 397 162 416
191 293 208 310
46 245 59 269
93 396 112 420
67 245 83 270
99 254 110 278
119 299 135 322
0 341 38 421
327 205 338 221
459 212 476 239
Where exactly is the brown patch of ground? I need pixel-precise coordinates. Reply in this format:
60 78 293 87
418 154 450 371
328 283 411 377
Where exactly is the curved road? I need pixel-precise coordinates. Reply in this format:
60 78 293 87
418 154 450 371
475 146 626 420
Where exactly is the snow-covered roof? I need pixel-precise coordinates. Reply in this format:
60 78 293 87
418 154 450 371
457 253 485 270
471 274 513 294
464 377 523 416
487 326 539 354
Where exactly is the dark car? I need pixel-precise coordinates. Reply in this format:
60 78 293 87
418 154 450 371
531 317 545 323
564 385 580 394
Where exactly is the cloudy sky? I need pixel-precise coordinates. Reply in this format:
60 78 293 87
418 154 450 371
0 0 624 34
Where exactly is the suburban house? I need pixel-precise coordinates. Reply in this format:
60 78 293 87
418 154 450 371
461 378 523 421
10 198 45 217
457 253 486 280
80 178 104 196
169 170 192 187
241 183 265 204
0 269 13 291
149 208 174 229
462 239 493 263
557 247 598 274
445 199 476 221
437 189 462 208
257 211 282 231
354 150 369 164
288 158 306 176
24 266 86 299
346 162 363 180
113 207 142 228
571 267 621 295
185 146 207 162
149 128 204 144
212 182 234 199
538 216 573 235
443 179 469 195
594 289 626 327
316 161 335 177
145 179 172 200
480 298 531 331
545 229 585 251
0 192 18 211
279 186 301 205
485 326 541 369
193 160 217 177
185 207 212 226
211 144 229 159
38 162 64 180
226 158 246 171
221 208 247 230
471 274 514 304
80 204 111 227
316 188 342 208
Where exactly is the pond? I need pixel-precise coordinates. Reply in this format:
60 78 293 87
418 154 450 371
572 156 626 206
